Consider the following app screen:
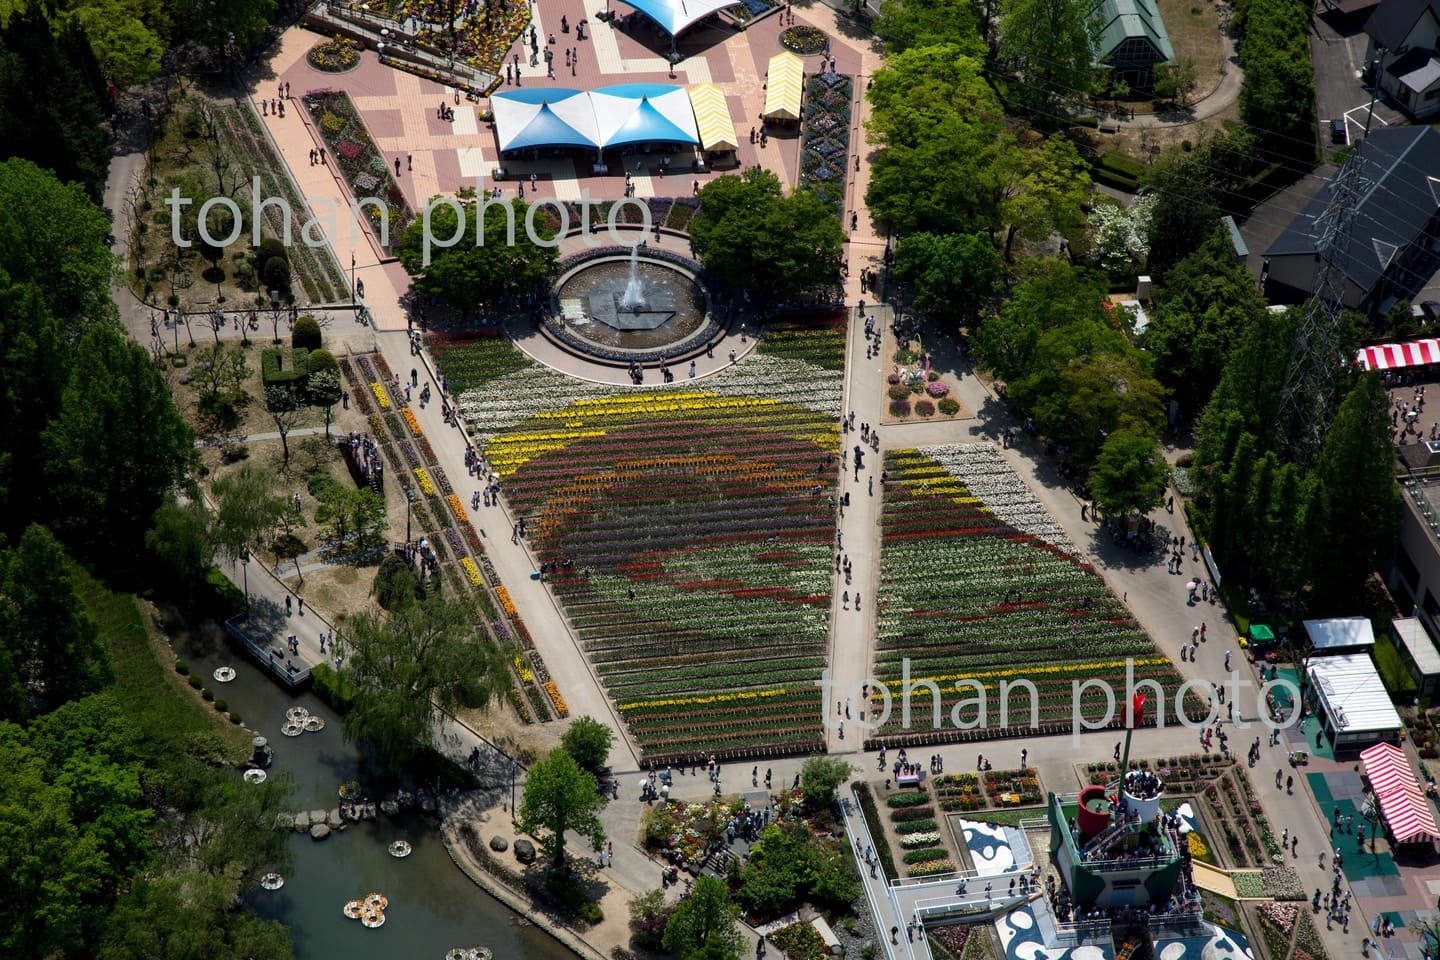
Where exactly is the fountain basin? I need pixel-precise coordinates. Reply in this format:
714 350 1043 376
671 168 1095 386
549 250 720 365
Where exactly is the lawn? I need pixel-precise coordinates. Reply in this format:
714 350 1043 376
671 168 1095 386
1155 0 1226 104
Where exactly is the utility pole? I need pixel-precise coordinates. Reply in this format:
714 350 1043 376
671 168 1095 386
1272 154 1365 465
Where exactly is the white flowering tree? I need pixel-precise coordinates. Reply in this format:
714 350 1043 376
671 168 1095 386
1089 194 1156 274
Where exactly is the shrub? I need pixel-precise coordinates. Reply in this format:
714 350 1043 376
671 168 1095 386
903 847 949 864
308 348 338 374
927 371 940 381
887 373 902 384
187 674 203 689
201 687 214 702
229 712 243 725
320 112 345 136
174 660 190 675
889 399 912 417
894 819 939 834
916 400 936 417
926 380 949 397
854 783 898 880
886 791 930 807
888 383 912 400
292 315 323 350
213 698 227 712
891 806 937 821
261 347 310 385
938 397 961 415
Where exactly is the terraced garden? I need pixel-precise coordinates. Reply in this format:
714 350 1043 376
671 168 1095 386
868 444 1187 744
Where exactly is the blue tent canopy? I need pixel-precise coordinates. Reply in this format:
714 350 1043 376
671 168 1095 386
618 0 735 35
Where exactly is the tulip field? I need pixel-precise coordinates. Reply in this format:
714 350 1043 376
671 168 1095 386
868 444 1185 744
442 319 846 760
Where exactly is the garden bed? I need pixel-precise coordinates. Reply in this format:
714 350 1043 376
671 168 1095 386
303 90 414 249
799 73 853 216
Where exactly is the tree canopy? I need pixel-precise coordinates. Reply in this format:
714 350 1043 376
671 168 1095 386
1089 432 1169 517
397 194 559 312
998 0 1100 115
339 589 508 771
689 169 845 301
518 748 607 870
561 716 615 773
662 876 744 960
892 231 1001 326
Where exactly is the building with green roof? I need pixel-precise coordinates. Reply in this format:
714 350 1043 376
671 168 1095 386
1092 0 1175 87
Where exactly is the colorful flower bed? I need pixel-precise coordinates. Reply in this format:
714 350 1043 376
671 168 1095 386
461 557 483 586
371 382 392 410
398 0 529 75
495 585 517 617
414 467 436 496
403 408 423 435
544 681 568 717
758 309 848 371
800 73 853 216
447 494 469 524
772 922 827 960
869 444 1184 742
451 342 846 760
303 91 413 248
308 36 361 72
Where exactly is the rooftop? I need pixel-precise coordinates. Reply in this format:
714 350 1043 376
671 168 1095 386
1304 653 1404 734
1093 0 1176 64
1302 616 1376 650
1392 617 1440 676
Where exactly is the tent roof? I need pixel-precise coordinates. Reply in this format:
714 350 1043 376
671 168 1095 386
491 88 599 151
1357 337 1440 371
1360 742 1440 842
763 51 804 121
619 0 734 35
1304 653 1403 736
592 86 700 148
1303 616 1376 650
688 82 738 152
492 84 699 153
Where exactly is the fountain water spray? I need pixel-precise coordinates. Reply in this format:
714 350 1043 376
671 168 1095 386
619 243 647 311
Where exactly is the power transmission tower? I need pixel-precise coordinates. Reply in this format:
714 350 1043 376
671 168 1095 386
1272 154 1366 465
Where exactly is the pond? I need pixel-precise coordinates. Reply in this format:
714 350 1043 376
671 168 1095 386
174 628 574 960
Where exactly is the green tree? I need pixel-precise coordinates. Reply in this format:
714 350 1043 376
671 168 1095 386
1307 374 1399 603
212 462 286 561
397 194 558 311
44 322 195 555
689 170 845 300
0 157 116 326
306 365 343 441
1026 349 1167 462
800 755 854 810
662 875 744 960
0 525 110 719
1238 0 1315 166
99 870 295 960
1152 57 1198 106
263 382 305 469
1088 432 1168 517
70 0 163 87
0 276 71 535
999 0 1101 114
291 315 322 351
972 259 1112 381
561 715 615 772
1143 151 1221 281
339 593 508 771
518 748 608 870
736 820 860 919
998 133 1092 260
629 888 676 949
145 498 215 609
0 14 111 203
892 231 1001 325
865 48 1006 236
1145 224 1266 415
874 0 986 55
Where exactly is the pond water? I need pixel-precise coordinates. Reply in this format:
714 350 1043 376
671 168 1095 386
555 258 708 350
174 629 572 960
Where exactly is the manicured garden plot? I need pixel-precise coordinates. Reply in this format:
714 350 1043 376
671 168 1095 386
869 444 1184 743
758 309 849 371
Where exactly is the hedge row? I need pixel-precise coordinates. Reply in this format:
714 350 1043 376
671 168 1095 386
895 819 939 834
262 347 311 385
887 791 930 807
853 783 898 881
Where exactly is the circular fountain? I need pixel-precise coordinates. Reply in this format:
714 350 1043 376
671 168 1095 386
549 245 720 364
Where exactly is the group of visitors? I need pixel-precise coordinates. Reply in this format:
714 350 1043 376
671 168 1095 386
345 433 385 492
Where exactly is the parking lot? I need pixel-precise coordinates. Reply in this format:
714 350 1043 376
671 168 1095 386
1312 8 1405 152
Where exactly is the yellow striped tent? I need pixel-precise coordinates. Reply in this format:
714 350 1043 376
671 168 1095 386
762 51 804 123
687 82 738 153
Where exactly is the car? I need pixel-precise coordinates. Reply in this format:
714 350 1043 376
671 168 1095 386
1330 118 1348 144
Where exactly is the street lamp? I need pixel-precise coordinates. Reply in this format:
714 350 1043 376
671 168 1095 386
241 547 250 611
269 288 283 344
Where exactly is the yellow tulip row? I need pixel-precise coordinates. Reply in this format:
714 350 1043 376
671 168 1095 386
371 381 391 410
513 654 534 684
619 687 789 712
414 467 437 496
875 657 1174 691
461 557 483 586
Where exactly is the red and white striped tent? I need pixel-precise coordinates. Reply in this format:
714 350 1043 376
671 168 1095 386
1360 742 1440 843
1356 339 1440 371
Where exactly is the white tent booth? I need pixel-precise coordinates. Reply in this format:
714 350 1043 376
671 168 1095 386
612 0 736 55
1303 654 1403 755
492 84 700 170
